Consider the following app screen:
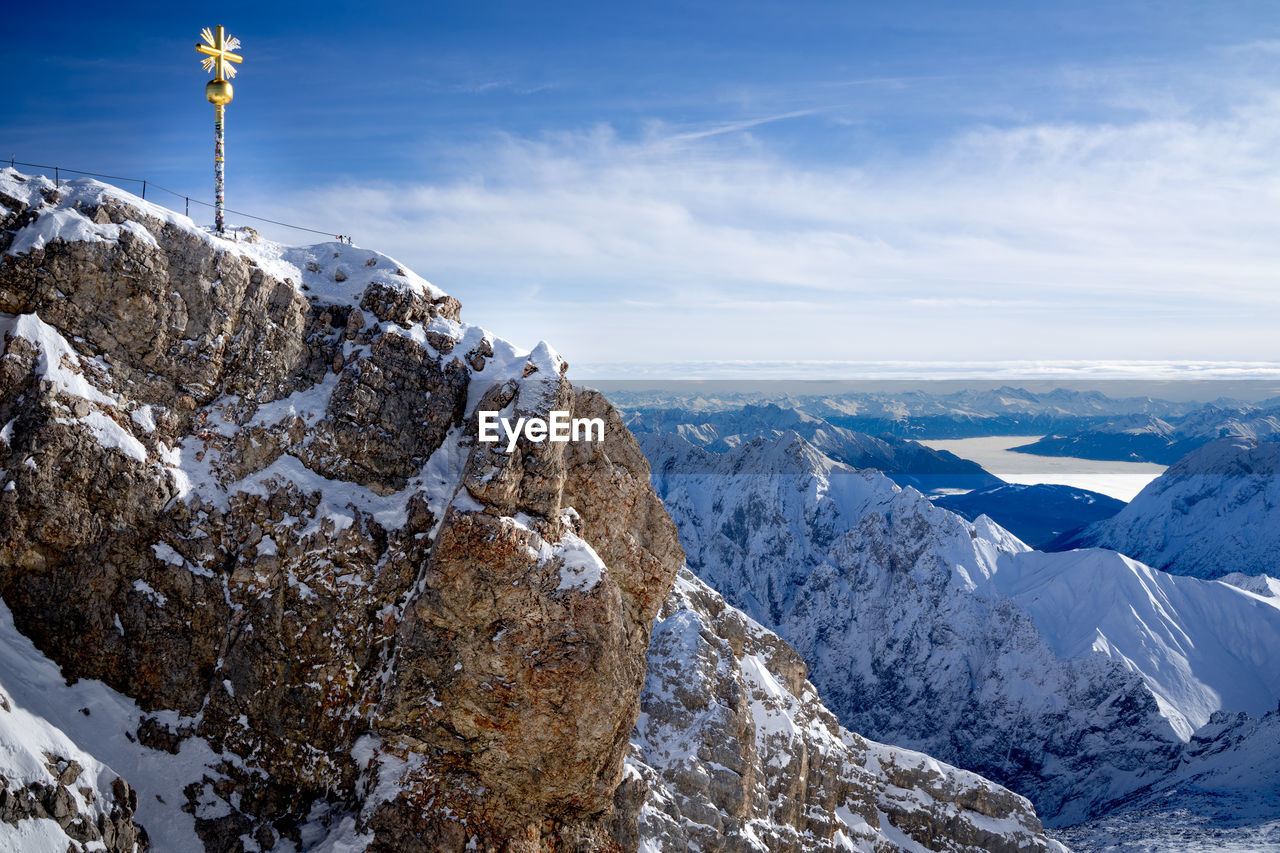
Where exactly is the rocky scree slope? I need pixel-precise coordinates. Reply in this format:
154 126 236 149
626 567 1067 853
0 168 685 851
1062 437 1280 580
641 430 1280 826
1054 707 1280 851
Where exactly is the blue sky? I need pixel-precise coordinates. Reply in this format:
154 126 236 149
6 1 1280 375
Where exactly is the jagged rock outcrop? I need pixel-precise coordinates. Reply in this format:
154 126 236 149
0 168 684 851
628 568 1069 852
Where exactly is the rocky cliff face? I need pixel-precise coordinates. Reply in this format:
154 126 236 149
0 168 684 851
628 568 1068 853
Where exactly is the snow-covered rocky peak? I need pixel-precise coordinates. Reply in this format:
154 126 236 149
645 430 1023 621
1 168 684 850
1065 437 1280 579
630 568 1068 852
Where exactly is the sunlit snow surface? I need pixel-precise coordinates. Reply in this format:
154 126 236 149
0 600 218 851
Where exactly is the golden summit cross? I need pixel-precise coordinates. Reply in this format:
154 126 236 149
195 26 243 235
196 26 242 82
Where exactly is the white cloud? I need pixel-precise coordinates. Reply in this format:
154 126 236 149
245 83 1280 370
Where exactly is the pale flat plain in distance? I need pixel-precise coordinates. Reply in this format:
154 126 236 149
918 435 1167 502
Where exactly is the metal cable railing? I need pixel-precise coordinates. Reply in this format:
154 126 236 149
5 156 352 243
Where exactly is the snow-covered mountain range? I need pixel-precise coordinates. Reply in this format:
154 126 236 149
625 404 1132 544
641 428 1280 828
1063 437 1280 580
627 403 1002 493
605 385 1212 439
1012 402 1280 464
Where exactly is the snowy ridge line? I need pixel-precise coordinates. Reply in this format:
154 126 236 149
1 167 445 304
4 159 340 239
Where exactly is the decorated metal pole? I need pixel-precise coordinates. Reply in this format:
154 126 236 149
196 26 243 235
214 103 225 232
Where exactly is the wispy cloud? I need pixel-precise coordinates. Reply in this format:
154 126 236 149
666 109 824 141
243 73 1280 369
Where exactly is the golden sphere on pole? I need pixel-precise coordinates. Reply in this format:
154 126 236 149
206 78 234 105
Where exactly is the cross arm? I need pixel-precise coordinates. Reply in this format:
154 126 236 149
196 44 243 63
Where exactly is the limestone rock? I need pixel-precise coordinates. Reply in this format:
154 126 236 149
0 168 682 851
